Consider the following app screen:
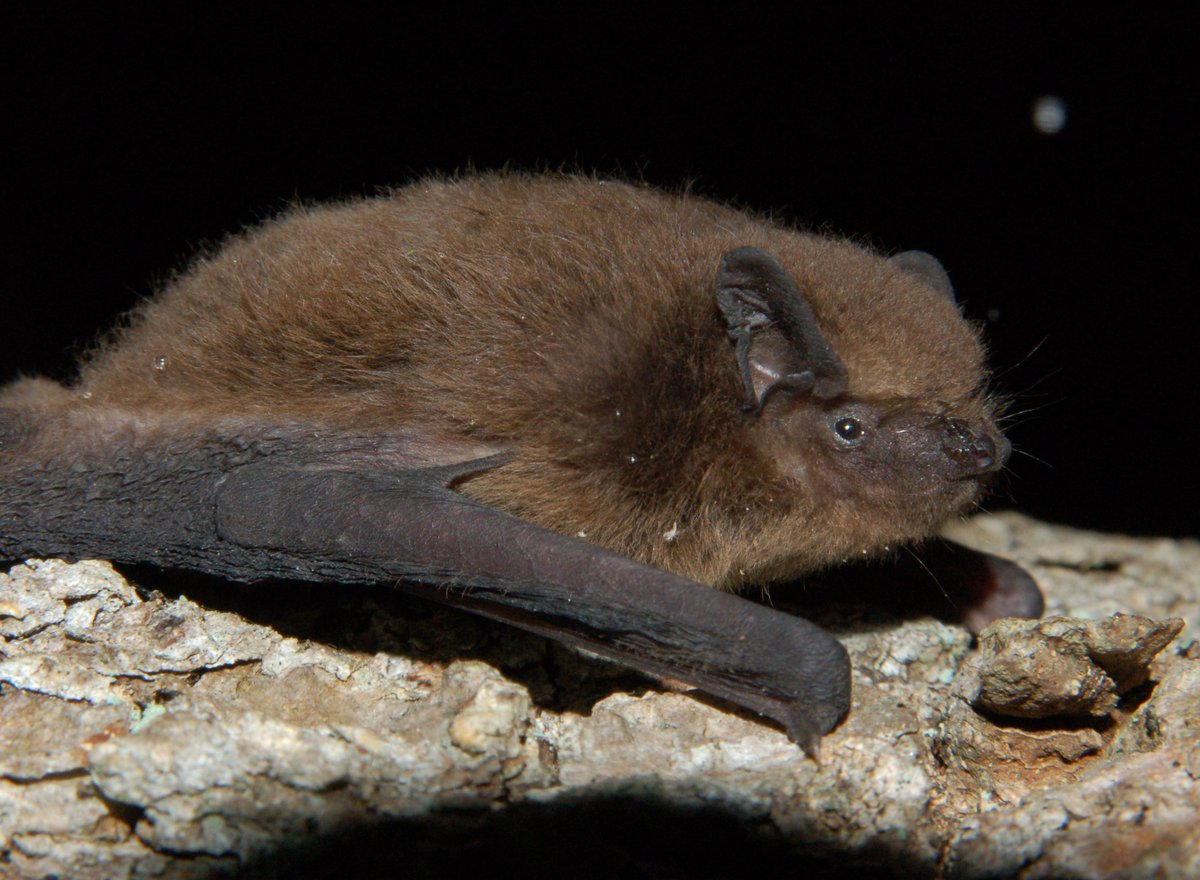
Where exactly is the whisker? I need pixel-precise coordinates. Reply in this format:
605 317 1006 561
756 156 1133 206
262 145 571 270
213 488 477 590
992 336 1051 381
903 543 950 602
1011 448 1052 469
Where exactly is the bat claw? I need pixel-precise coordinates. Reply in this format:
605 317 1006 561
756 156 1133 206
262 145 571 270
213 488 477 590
785 718 824 762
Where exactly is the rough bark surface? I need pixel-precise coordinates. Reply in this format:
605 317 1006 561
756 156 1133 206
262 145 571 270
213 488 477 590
1 512 1197 879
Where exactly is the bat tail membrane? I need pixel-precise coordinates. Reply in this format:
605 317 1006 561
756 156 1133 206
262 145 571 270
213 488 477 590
0 406 850 749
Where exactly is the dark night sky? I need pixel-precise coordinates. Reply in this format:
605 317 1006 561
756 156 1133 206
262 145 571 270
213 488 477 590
2 7 1196 536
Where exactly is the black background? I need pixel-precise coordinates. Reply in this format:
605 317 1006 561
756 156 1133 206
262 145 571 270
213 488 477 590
3 7 1196 536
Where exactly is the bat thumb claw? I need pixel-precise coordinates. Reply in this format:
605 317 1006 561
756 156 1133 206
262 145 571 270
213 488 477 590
786 720 824 762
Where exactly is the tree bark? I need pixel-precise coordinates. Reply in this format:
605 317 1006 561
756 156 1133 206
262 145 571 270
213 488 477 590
2 512 1197 879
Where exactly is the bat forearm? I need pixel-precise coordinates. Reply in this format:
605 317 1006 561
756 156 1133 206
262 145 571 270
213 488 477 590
217 460 851 748
1 416 850 749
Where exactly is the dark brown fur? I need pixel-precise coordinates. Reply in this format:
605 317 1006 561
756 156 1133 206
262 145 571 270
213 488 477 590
4 172 995 587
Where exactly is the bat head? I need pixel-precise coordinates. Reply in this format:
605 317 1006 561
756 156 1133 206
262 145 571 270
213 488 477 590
708 244 1007 585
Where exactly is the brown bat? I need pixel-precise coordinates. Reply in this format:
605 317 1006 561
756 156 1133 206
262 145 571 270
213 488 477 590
0 173 1041 752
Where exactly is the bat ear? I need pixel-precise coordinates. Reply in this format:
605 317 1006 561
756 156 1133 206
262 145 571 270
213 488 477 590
716 247 848 412
890 250 956 304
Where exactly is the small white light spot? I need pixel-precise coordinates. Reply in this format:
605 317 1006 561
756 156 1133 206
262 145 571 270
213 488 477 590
154 355 169 371
81 391 92 400
1032 95 1067 135
614 408 622 418
628 454 637 463
663 522 679 542
577 531 588 539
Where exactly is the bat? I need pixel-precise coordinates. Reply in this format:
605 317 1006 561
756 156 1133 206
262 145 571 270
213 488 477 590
0 173 1042 753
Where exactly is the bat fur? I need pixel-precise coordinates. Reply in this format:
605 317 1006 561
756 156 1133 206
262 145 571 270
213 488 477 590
0 173 1042 750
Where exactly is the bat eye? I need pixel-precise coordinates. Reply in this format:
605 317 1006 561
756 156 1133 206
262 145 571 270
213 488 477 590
834 416 865 444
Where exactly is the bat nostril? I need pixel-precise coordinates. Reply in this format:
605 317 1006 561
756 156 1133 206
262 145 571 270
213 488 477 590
942 419 1003 476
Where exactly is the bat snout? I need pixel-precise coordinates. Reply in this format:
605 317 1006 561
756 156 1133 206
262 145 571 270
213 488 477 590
941 418 1008 478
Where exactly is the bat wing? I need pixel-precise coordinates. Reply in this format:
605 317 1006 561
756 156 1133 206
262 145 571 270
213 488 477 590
916 539 1044 635
0 407 850 751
